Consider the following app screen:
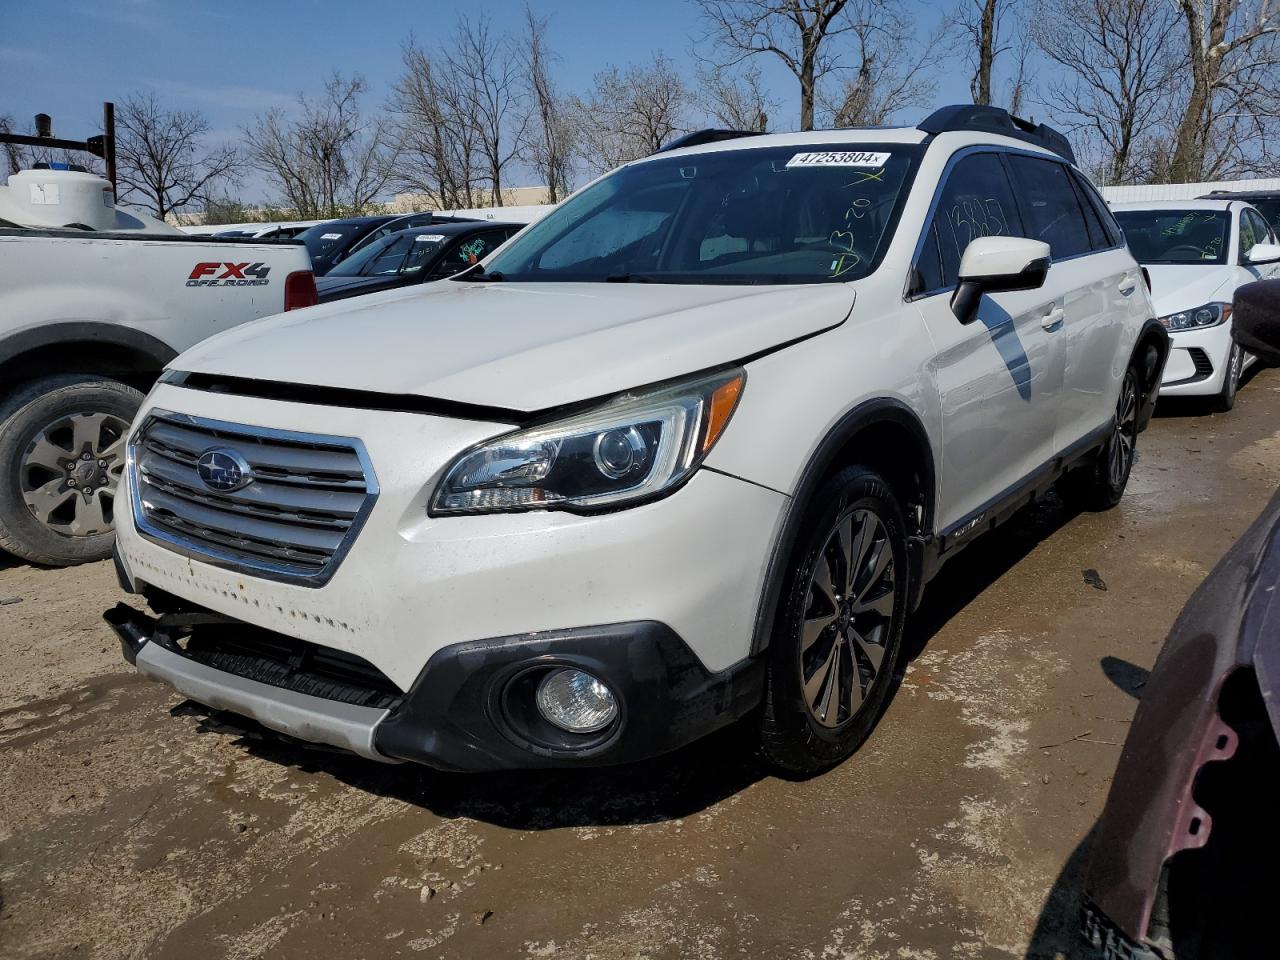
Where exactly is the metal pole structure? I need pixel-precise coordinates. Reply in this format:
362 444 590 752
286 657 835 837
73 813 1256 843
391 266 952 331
102 101 117 201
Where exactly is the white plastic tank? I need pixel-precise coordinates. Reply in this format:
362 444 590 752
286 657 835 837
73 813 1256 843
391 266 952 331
0 166 180 234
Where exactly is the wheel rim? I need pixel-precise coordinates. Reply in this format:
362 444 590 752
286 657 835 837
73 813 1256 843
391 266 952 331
1108 372 1138 489
19 411 128 538
799 507 897 729
1229 344 1242 395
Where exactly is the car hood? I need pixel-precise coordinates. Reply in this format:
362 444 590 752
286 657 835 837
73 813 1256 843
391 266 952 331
1143 265 1232 317
172 281 855 411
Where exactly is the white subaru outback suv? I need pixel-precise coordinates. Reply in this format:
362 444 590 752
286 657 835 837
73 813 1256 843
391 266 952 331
107 106 1168 774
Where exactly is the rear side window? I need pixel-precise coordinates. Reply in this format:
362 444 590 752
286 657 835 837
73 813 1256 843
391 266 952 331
1006 156 1093 260
912 152 1023 295
1070 170 1124 248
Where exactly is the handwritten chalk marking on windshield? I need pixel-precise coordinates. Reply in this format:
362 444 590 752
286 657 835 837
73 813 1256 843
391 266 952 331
844 169 886 186
786 151 890 169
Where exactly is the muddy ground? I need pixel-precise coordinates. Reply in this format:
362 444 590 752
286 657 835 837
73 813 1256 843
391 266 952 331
3 370 1279 960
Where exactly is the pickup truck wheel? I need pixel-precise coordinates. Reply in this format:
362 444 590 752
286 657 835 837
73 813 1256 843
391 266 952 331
0 375 142 566
758 466 908 775
1058 366 1139 512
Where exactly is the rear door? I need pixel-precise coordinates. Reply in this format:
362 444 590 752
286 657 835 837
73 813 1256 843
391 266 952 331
1006 155 1135 452
911 151 1065 531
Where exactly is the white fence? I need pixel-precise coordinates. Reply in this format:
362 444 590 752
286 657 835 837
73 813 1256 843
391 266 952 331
1100 177 1280 204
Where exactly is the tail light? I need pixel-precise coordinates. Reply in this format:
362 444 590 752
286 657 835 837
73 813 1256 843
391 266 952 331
284 271 318 311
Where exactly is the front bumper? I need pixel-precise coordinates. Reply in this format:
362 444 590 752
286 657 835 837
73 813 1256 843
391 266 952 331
111 384 785 769
1158 322 1232 396
105 599 763 771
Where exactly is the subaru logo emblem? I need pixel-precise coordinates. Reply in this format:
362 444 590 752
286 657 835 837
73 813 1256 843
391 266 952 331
196 448 253 493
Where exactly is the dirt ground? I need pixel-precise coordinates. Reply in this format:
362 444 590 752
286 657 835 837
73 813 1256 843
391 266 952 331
3 370 1279 960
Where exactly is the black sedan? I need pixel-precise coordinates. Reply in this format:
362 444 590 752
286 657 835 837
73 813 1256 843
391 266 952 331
315 222 522 303
296 215 399 276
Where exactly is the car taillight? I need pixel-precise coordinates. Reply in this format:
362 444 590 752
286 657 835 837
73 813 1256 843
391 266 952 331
284 270 318 311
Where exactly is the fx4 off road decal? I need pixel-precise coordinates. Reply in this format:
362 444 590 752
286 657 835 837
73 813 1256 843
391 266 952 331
186 262 271 287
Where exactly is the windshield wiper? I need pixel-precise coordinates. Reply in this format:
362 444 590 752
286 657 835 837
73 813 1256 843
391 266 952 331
603 273 654 283
455 263 506 282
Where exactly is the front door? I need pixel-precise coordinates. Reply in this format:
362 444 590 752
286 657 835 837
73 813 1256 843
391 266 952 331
909 151 1064 533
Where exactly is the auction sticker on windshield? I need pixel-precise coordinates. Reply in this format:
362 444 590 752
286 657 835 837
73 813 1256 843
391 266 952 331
786 151 890 169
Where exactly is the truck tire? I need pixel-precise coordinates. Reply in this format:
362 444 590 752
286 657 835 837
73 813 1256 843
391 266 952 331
758 466 909 775
1058 365 1139 512
0 375 143 566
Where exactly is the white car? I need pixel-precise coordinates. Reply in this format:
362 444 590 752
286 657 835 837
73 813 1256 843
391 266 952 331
106 106 1168 774
1112 199 1280 410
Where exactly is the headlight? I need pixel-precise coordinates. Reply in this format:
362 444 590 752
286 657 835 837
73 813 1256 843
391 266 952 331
1159 302 1230 331
431 368 745 515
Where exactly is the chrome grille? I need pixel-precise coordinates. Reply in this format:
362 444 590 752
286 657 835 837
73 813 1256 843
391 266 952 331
129 411 377 585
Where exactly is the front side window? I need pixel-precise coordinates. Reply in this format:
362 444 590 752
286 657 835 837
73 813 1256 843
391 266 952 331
1113 210 1230 265
1247 208 1276 246
1251 199 1280 236
1006 155 1092 260
912 152 1023 295
481 143 921 284
1239 209 1260 259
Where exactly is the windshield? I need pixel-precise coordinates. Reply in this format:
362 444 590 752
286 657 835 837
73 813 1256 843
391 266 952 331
327 232 446 277
1113 210 1230 265
481 143 920 284
299 222 364 261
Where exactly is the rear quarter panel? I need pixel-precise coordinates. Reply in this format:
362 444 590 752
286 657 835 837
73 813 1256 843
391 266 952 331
0 233 311 356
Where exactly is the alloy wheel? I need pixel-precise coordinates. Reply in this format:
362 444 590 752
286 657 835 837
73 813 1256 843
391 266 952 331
799 507 898 729
1108 372 1138 490
20 411 129 538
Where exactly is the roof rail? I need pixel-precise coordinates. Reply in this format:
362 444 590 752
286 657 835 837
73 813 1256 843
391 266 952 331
655 129 763 154
917 104 1076 164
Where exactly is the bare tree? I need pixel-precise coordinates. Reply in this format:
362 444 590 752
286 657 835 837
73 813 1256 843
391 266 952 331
573 55 690 175
245 73 396 219
449 17 529 206
389 41 483 209
1032 0 1181 185
1168 0 1280 181
824 8 940 127
695 0 854 130
0 115 24 177
522 6 575 202
953 0 1010 105
113 92 243 219
696 64 776 130
1005 17 1035 116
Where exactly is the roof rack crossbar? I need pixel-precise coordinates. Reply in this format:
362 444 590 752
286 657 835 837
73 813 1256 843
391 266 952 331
917 104 1076 164
654 129 763 154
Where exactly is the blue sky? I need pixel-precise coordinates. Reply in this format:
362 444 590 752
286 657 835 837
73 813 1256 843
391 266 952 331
2 0 969 203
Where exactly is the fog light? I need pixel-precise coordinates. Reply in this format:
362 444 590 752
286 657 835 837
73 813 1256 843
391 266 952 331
535 668 618 734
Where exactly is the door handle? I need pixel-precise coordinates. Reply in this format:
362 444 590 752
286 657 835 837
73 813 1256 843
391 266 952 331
1118 276 1138 296
1041 306 1065 331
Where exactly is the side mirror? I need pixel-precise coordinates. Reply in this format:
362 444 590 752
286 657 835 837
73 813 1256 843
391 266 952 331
1247 242 1280 265
951 237 1052 325
1233 279 1280 365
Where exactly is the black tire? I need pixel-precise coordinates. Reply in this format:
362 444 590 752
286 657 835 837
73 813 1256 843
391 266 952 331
758 465 909 775
0 375 143 566
1212 337 1243 413
1058 365 1139 512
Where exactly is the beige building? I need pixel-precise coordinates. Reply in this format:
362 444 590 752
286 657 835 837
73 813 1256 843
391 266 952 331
390 185 551 213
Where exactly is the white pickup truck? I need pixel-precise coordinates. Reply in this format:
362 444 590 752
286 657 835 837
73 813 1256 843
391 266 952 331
0 166 316 566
